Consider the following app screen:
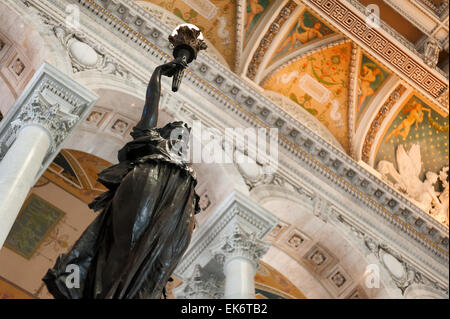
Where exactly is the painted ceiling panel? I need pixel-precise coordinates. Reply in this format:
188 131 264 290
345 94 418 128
244 0 275 44
375 95 449 180
356 52 391 126
140 0 237 68
263 42 353 152
269 9 335 66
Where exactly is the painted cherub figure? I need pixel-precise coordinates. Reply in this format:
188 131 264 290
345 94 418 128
245 0 264 33
385 101 430 142
276 14 323 54
357 64 381 113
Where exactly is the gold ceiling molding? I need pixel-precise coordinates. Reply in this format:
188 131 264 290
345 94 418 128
246 0 298 80
301 0 448 109
361 85 407 163
348 43 360 158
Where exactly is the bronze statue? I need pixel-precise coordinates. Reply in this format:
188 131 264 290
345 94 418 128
43 26 207 299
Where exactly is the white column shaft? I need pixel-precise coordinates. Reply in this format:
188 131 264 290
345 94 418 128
0 125 51 247
224 257 256 299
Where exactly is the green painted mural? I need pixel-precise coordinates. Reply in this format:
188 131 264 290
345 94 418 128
376 96 449 180
356 54 389 122
271 10 334 63
5 194 65 259
244 0 274 41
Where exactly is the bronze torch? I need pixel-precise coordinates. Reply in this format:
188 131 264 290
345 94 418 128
168 24 207 92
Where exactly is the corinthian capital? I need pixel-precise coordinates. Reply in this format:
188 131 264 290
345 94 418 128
10 92 80 151
213 224 270 269
0 62 97 181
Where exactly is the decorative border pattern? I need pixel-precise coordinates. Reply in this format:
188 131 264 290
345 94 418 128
348 43 359 158
361 85 406 163
246 1 297 80
306 0 447 101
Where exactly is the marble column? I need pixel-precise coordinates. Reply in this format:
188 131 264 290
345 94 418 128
215 224 270 299
173 191 278 299
0 62 97 248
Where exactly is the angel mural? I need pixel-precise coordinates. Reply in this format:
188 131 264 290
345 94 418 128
385 101 431 143
245 0 264 34
275 12 325 55
377 144 449 226
357 64 381 113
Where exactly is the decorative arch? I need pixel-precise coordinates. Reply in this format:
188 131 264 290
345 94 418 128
250 184 402 298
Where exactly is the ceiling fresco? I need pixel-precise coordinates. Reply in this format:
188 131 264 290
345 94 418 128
142 0 237 67
244 0 275 44
0 276 34 299
356 53 390 125
132 1 448 196
270 9 335 65
255 261 306 299
263 42 352 151
45 149 109 204
375 95 449 180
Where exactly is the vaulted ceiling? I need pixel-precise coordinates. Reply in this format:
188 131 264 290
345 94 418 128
136 0 449 224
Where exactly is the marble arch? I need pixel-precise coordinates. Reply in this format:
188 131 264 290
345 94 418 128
250 184 404 298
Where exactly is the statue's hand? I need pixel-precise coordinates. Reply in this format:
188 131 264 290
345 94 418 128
160 59 187 77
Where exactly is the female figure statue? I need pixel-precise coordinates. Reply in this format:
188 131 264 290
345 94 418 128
43 26 206 299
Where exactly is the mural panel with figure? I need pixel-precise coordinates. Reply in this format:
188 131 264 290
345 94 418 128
4 194 65 259
375 96 449 226
356 54 389 123
244 0 274 42
264 42 352 152
271 10 335 64
377 96 449 177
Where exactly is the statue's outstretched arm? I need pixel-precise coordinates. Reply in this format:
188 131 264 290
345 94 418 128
135 59 186 130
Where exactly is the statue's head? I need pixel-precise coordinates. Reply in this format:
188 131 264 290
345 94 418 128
159 121 191 161
158 121 191 139
426 171 438 184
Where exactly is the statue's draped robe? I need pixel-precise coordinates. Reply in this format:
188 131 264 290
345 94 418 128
43 122 199 299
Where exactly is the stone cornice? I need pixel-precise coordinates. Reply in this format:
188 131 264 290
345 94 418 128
19 0 448 281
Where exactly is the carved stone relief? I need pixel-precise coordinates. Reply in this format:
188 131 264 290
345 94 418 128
377 144 449 227
302 244 337 276
325 265 353 295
